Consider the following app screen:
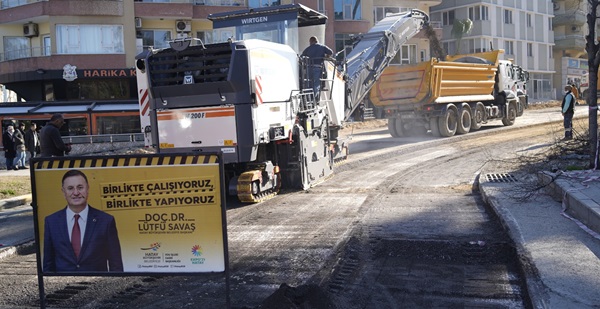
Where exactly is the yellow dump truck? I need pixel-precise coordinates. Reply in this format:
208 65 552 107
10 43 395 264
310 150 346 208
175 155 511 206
369 50 529 137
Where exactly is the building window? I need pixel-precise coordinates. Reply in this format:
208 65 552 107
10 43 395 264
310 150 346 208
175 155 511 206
527 43 533 57
248 0 281 8
504 9 513 24
97 116 141 135
43 35 51 56
374 6 408 22
527 13 532 27
3 37 30 61
467 38 489 53
335 33 353 61
504 40 514 55
549 46 553 58
548 17 552 30
334 0 362 20
430 12 441 24
196 31 214 44
442 10 455 26
140 29 171 49
443 41 456 56
56 25 124 54
317 0 325 13
66 79 130 101
66 118 88 136
391 44 417 64
468 5 488 21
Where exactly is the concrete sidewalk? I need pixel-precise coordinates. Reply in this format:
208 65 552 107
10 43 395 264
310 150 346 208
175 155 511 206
0 167 34 260
479 170 600 309
0 165 32 211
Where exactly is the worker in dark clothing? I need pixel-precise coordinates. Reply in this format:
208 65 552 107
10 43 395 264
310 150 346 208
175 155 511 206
301 36 333 99
358 102 366 122
561 85 576 140
12 123 27 169
40 114 71 157
24 122 40 162
2 125 16 170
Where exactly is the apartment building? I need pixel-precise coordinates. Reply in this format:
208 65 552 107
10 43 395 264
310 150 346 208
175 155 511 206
552 0 588 98
430 0 555 101
0 0 438 137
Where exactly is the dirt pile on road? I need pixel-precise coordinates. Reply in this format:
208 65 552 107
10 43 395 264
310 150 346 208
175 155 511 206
258 283 335 309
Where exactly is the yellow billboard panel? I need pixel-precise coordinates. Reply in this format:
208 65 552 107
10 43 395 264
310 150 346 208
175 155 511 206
32 153 227 275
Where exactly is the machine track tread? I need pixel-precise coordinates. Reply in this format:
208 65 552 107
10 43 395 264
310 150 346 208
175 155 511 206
236 170 280 203
333 145 349 167
238 191 278 203
334 156 347 167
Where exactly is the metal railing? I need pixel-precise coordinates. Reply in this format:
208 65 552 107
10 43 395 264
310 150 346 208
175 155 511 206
62 133 145 145
0 47 49 63
135 0 246 5
429 21 442 29
0 0 46 10
364 107 375 120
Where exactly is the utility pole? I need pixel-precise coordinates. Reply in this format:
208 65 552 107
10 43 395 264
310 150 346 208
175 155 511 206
585 0 600 168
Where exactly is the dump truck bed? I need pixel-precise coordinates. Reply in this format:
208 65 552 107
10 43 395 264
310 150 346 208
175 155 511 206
370 50 503 108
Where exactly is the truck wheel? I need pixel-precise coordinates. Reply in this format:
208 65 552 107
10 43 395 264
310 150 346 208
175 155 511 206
387 118 404 137
517 97 525 116
456 107 471 135
502 101 517 126
471 102 485 131
429 117 441 137
437 105 457 137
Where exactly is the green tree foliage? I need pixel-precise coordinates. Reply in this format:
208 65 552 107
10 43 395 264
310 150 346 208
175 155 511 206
451 19 473 55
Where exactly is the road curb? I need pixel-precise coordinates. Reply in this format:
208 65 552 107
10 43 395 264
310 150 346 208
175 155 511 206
0 240 35 261
0 194 32 211
539 171 600 236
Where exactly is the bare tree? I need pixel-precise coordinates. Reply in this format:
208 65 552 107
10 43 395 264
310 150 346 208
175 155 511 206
585 0 600 168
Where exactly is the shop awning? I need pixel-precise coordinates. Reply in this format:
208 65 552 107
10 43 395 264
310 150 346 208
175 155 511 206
0 100 139 116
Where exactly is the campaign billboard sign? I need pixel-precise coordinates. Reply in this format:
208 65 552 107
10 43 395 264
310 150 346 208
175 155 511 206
31 153 228 276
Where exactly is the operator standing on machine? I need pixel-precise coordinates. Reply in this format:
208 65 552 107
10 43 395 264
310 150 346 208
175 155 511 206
301 36 333 99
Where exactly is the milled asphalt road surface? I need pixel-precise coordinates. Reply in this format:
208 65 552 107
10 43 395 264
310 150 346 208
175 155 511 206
1 105 599 307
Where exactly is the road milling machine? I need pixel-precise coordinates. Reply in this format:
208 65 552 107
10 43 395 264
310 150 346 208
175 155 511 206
135 4 428 202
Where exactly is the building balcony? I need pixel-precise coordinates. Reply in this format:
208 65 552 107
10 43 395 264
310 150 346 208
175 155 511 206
554 34 586 51
0 0 46 10
134 0 246 19
134 0 244 4
553 10 586 27
0 0 123 24
332 19 370 35
0 52 128 83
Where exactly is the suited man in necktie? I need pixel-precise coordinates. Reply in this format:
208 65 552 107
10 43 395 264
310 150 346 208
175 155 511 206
43 169 123 272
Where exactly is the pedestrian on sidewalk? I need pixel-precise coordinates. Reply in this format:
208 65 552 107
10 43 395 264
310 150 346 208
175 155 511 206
2 125 16 170
12 123 27 169
24 122 40 163
561 85 576 140
40 114 71 157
